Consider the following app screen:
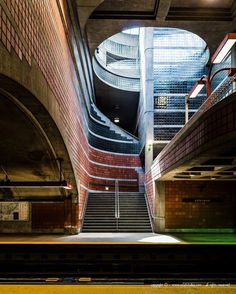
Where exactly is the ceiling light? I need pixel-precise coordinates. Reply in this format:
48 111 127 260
114 117 119 123
0 180 72 189
211 33 236 64
189 80 205 98
105 186 109 191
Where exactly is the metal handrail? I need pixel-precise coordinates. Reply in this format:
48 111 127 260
115 179 120 219
80 189 89 232
115 180 120 231
93 57 140 92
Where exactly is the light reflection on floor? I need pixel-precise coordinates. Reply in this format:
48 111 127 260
0 233 183 243
138 235 182 243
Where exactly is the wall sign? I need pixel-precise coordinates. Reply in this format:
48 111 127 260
182 198 223 203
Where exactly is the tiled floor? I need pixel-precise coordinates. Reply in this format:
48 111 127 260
0 233 235 243
0 233 182 243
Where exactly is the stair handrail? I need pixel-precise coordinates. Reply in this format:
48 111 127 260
143 184 158 233
80 189 89 232
115 179 120 219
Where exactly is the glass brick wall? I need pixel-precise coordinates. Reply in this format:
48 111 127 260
153 28 210 141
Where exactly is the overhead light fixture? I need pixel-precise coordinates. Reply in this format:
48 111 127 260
189 80 205 98
211 33 236 64
0 180 73 189
114 117 119 123
147 140 153 151
105 186 109 191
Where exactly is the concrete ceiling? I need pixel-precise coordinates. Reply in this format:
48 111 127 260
76 0 236 135
94 77 139 134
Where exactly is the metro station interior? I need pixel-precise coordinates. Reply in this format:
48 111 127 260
1 0 236 292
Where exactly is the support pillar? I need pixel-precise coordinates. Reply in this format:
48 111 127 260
154 181 165 233
139 27 154 172
64 196 79 234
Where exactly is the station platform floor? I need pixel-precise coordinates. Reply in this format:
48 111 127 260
0 232 235 244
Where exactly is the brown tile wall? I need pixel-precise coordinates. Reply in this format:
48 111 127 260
151 94 236 180
165 181 236 229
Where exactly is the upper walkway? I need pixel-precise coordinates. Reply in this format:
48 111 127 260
149 75 236 182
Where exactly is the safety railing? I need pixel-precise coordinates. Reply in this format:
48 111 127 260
93 57 140 92
109 32 139 47
95 45 140 78
80 189 89 232
115 179 120 231
101 38 139 59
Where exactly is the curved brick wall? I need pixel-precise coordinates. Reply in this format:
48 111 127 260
0 0 142 231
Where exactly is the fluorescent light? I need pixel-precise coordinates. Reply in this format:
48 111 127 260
211 33 236 64
189 80 205 98
0 180 72 189
114 117 119 123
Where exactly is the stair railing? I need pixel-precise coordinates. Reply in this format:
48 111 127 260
80 189 89 232
115 179 120 230
143 184 155 233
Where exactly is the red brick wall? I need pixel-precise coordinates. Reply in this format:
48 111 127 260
165 181 236 229
89 149 142 167
0 0 142 231
151 93 236 180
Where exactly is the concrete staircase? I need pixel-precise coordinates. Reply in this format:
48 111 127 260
82 192 152 232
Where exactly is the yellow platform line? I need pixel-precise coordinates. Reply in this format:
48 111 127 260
0 285 235 294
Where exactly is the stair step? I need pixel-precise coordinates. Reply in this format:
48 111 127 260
82 192 152 232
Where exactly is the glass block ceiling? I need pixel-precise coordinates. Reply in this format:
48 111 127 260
94 27 209 94
93 31 140 92
153 27 209 95
152 28 209 142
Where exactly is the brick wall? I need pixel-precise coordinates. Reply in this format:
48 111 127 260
165 181 236 229
0 0 142 231
151 92 236 180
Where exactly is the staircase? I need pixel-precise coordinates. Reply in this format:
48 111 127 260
82 192 152 232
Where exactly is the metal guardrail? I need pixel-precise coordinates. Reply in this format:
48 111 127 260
93 58 140 92
115 180 120 231
96 48 140 78
109 32 139 47
80 189 89 232
101 39 139 59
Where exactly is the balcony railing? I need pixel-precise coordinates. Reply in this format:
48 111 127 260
101 39 139 59
153 74 236 166
93 57 140 92
109 32 139 46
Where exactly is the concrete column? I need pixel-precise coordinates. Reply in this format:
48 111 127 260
139 27 154 172
154 181 165 233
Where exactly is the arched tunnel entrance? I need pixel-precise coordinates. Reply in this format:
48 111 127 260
0 76 78 233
